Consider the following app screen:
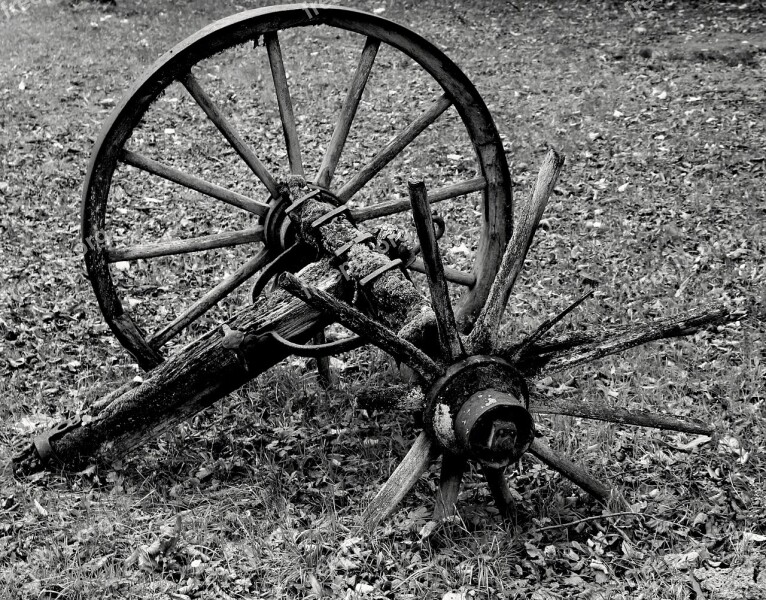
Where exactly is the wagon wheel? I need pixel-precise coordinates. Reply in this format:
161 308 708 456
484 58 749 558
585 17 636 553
56 4 738 527
81 4 511 370
278 160 724 528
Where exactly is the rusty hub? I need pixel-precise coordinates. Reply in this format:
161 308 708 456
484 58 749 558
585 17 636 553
261 185 344 252
423 355 534 468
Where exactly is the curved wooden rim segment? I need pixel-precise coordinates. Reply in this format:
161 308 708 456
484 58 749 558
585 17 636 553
81 4 511 364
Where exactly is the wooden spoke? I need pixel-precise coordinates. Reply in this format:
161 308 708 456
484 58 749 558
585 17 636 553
530 397 712 435
468 149 565 353
106 227 264 263
482 466 515 516
529 438 617 506
180 71 280 198
149 247 271 348
265 32 303 176
433 453 466 521
279 272 441 381
508 289 594 360
362 432 438 530
350 176 486 222
355 384 423 412
121 150 269 216
499 303 741 374
408 258 475 287
336 94 453 202
531 303 739 376
316 37 380 188
408 180 463 359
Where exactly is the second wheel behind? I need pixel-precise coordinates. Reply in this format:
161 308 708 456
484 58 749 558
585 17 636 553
81 6 512 369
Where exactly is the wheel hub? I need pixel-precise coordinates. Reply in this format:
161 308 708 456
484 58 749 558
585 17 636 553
423 355 534 468
261 185 345 252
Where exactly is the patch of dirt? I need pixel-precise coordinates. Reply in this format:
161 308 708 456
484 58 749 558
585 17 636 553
659 32 766 66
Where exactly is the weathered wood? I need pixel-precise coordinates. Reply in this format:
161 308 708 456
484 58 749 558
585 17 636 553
336 94 452 202
350 176 486 222
316 37 379 188
180 71 280 198
287 185 432 334
508 289 594 360
349 381 717 439
59 6 522 531
16 188 438 473
88 378 143 413
361 432 438 530
514 303 742 376
149 247 272 348
408 180 464 360
12 261 346 474
530 396 713 434
469 148 565 353
110 311 164 370
313 11 513 328
356 384 423 412
528 438 616 505
433 454 466 520
60 4 749 529
87 246 164 369
120 150 269 216
265 32 304 176
469 149 563 349
106 227 264 262
82 6 513 367
279 272 441 381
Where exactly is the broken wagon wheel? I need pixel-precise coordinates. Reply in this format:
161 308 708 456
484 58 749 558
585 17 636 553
278 153 729 529
81 4 511 370
14 5 743 531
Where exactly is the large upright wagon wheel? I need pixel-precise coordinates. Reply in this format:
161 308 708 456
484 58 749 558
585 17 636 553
81 4 511 370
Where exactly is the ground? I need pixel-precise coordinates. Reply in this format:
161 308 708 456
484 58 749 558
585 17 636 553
0 0 764 598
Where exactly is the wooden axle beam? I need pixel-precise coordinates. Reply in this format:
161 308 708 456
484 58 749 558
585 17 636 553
12 181 437 474
13 261 344 473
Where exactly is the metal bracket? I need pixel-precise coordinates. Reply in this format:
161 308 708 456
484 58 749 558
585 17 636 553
285 187 343 216
359 258 404 287
267 331 365 358
311 204 353 229
251 243 318 302
33 418 82 466
333 231 376 261
400 214 445 267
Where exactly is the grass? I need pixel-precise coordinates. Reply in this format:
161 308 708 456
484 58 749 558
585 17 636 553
1 0 765 598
